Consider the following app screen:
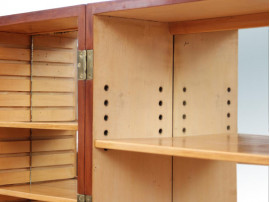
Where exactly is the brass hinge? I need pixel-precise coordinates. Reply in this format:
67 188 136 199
86 50 93 80
78 50 86 80
77 194 86 202
77 50 93 80
77 194 92 202
86 195 92 202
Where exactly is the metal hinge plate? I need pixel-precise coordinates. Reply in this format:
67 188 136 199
86 195 92 202
77 194 92 202
86 50 93 80
77 194 86 202
78 50 86 80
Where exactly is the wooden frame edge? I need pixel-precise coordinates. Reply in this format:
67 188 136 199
169 12 269 35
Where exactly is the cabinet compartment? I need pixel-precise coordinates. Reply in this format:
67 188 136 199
0 11 80 201
93 14 268 202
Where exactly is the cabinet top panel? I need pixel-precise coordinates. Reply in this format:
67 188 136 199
93 0 269 22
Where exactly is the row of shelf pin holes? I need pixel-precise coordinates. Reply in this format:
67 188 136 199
227 87 231 131
104 84 109 136
158 86 163 135
182 87 187 133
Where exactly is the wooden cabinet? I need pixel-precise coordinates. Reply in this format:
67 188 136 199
0 1 268 202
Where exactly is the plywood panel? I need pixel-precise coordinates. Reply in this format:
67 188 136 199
174 31 238 135
32 153 75 167
0 32 30 48
33 49 75 63
0 128 30 140
173 158 236 202
32 78 75 92
0 78 30 92
31 166 75 182
34 35 77 49
0 63 30 76
0 156 30 170
32 108 75 122
32 138 75 152
93 16 173 202
0 47 30 61
0 195 27 201
32 63 75 78
0 141 30 154
32 93 75 107
0 109 30 122
0 93 30 107
0 170 30 186
173 31 238 202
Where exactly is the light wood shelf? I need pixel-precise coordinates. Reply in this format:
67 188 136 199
95 134 269 165
0 121 78 130
0 179 77 202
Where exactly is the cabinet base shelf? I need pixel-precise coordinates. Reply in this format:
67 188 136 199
0 179 77 202
95 134 269 165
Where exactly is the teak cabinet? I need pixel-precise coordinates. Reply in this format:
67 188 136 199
0 0 268 202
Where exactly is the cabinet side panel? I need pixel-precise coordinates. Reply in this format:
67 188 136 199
93 16 173 202
173 31 238 202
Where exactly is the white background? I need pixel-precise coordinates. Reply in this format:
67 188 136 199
0 1 268 201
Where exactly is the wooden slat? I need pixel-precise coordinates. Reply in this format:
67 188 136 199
0 47 30 61
0 93 30 107
0 141 30 154
0 128 30 140
33 35 77 49
0 32 30 48
0 121 77 130
32 153 75 167
0 156 30 170
0 109 30 122
33 49 75 63
32 63 75 78
32 93 75 107
31 166 75 182
0 170 30 185
32 138 75 152
0 63 30 76
0 78 30 92
169 12 269 35
32 108 75 122
0 179 77 202
32 78 75 92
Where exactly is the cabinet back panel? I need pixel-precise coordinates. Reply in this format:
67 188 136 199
93 16 173 202
173 31 238 202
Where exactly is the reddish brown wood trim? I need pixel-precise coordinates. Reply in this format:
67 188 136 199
78 5 86 50
169 12 269 35
85 80 93 195
78 80 86 195
0 5 84 26
91 0 200 14
86 5 94 50
0 5 86 50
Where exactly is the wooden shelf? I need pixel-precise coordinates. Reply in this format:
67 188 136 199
0 179 77 202
95 134 269 165
0 121 78 130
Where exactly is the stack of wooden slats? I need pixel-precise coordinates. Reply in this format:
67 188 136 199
0 32 77 186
